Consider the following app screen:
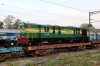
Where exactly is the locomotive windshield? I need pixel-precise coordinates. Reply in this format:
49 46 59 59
19 22 26 37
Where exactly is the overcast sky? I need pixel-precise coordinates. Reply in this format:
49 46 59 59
0 0 100 28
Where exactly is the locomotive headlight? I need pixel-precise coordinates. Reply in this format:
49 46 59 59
11 42 14 45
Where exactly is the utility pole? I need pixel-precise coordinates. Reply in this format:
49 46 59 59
89 12 91 37
89 10 100 37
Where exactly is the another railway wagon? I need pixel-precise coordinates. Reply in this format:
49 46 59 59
0 29 22 61
97 33 100 40
0 29 20 47
18 22 89 46
89 33 100 41
89 33 100 48
0 47 22 61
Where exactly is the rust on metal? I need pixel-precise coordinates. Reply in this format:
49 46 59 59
0 53 12 61
35 49 50 55
31 51 37 57
22 47 28 50
22 42 91 51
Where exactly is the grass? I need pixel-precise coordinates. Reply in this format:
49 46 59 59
25 62 35 66
5 52 100 66
43 60 58 66
6 60 35 66
6 60 20 66
40 52 100 66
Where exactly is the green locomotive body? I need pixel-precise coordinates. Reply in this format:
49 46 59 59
18 22 89 46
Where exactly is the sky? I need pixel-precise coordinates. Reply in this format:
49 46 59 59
0 0 100 28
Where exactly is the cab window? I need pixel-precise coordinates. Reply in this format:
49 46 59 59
58 27 61 34
44 26 49 32
53 27 55 34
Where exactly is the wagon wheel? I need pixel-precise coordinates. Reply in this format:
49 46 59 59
82 45 86 50
93 45 97 49
0 55 4 61
75 47 79 51
94 45 99 49
0 54 6 61
7 53 12 59
36 49 48 56
42 49 50 55
90 45 94 49
31 51 37 57
46 49 51 55
78 46 82 51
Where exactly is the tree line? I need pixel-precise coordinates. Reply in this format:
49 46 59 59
80 23 95 31
0 15 22 29
0 15 97 32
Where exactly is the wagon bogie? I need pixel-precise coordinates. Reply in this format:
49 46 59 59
0 47 22 61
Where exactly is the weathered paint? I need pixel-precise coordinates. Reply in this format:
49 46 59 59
0 47 22 53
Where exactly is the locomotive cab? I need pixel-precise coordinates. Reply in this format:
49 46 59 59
18 22 29 46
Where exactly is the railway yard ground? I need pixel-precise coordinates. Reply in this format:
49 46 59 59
1 48 100 66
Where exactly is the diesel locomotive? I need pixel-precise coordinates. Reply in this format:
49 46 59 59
0 29 20 47
18 22 89 46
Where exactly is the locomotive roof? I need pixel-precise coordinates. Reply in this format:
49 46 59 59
0 29 20 33
24 22 86 29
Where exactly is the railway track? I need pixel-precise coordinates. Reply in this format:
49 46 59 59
0 48 100 66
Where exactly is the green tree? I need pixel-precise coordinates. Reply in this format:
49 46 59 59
0 21 3 28
80 23 95 31
13 19 21 29
3 15 15 29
